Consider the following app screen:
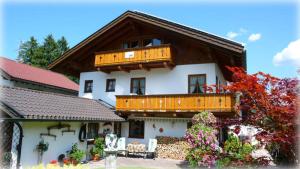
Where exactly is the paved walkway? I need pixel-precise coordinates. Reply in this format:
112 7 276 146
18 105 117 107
89 157 189 169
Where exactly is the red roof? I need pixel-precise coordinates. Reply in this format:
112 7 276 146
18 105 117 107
0 57 78 91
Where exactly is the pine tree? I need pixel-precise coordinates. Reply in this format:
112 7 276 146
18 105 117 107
17 35 78 83
18 37 39 64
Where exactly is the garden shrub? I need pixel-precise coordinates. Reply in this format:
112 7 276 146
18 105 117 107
185 111 219 168
68 143 85 164
216 133 255 168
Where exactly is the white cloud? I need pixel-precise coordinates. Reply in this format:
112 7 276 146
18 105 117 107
226 32 239 39
248 33 261 42
273 39 300 67
239 28 248 33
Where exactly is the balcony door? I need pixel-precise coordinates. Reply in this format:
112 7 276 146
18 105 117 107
130 78 145 95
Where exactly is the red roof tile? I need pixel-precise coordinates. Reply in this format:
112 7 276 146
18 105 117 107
0 57 78 91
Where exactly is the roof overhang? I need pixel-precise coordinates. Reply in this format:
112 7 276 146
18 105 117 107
49 10 246 80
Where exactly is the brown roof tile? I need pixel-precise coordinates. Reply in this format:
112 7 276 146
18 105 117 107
0 86 123 121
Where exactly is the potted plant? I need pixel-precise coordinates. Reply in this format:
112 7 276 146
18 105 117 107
90 137 105 161
68 143 85 165
36 140 49 163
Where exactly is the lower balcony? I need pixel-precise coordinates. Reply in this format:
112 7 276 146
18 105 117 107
116 93 236 116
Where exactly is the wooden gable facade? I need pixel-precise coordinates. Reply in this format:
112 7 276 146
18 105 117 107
49 11 246 82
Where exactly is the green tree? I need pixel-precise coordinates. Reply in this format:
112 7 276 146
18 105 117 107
18 37 39 64
17 35 78 83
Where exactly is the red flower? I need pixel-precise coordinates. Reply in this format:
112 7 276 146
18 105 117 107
50 160 57 164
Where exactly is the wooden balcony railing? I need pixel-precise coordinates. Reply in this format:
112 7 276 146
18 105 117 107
116 93 235 113
95 44 172 67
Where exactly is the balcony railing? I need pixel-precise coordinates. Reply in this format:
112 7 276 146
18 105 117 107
116 93 235 113
94 44 172 67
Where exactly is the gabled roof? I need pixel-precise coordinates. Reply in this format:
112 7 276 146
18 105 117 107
0 57 78 92
0 86 123 121
48 10 245 70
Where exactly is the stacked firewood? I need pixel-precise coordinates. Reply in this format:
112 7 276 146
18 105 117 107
156 136 189 160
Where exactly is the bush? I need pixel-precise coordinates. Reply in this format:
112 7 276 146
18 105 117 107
68 143 85 164
216 134 255 168
185 112 219 168
90 137 105 157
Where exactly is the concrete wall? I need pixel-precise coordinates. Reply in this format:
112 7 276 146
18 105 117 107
120 118 189 144
79 63 219 105
20 121 114 168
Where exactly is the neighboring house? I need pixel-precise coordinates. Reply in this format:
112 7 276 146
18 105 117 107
49 10 246 145
0 86 123 168
0 57 124 168
0 57 78 95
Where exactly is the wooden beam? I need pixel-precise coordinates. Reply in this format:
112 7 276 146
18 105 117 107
138 64 150 71
118 66 130 73
96 67 110 74
163 62 174 70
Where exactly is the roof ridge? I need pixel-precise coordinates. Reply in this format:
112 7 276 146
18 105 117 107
0 57 73 79
130 10 243 46
0 85 91 101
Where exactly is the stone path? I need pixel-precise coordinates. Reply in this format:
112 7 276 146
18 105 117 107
89 157 189 169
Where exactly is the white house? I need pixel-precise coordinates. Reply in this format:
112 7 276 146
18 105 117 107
0 57 123 168
49 10 246 146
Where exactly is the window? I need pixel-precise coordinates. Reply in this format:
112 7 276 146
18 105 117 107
131 40 139 48
142 38 162 47
131 78 145 95
188 74 206 94
152 38 162 46
187 122 193 129
84 80 93 93
129 120 144 138
143 39 153 47
106 79 116 92
122 41 130 49
87 123 99 139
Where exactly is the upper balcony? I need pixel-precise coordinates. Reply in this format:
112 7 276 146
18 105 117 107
94 44 174 73
116 93 237 117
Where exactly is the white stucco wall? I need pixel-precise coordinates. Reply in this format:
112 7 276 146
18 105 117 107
215 64 226 86
20 121 114 168
0 76 15 87
120 118 189 144
79 63 219 105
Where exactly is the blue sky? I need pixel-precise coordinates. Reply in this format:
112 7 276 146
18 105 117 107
2 2 299 78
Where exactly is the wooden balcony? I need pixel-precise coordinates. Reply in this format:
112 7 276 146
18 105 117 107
94 44 174 72
116 93 236 116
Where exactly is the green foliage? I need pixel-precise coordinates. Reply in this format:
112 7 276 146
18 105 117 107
216 134 255 168
17 35 79 83
69 143 85 163
223 134 253 160
90 138 105 156
36 140 49 152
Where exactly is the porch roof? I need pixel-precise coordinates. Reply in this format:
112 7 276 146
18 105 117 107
0 86 124 121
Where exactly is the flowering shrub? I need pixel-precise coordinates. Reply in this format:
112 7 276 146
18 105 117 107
185 112 219 168
191 111 216 126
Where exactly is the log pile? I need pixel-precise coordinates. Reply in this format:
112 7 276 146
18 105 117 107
156 136 189 160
